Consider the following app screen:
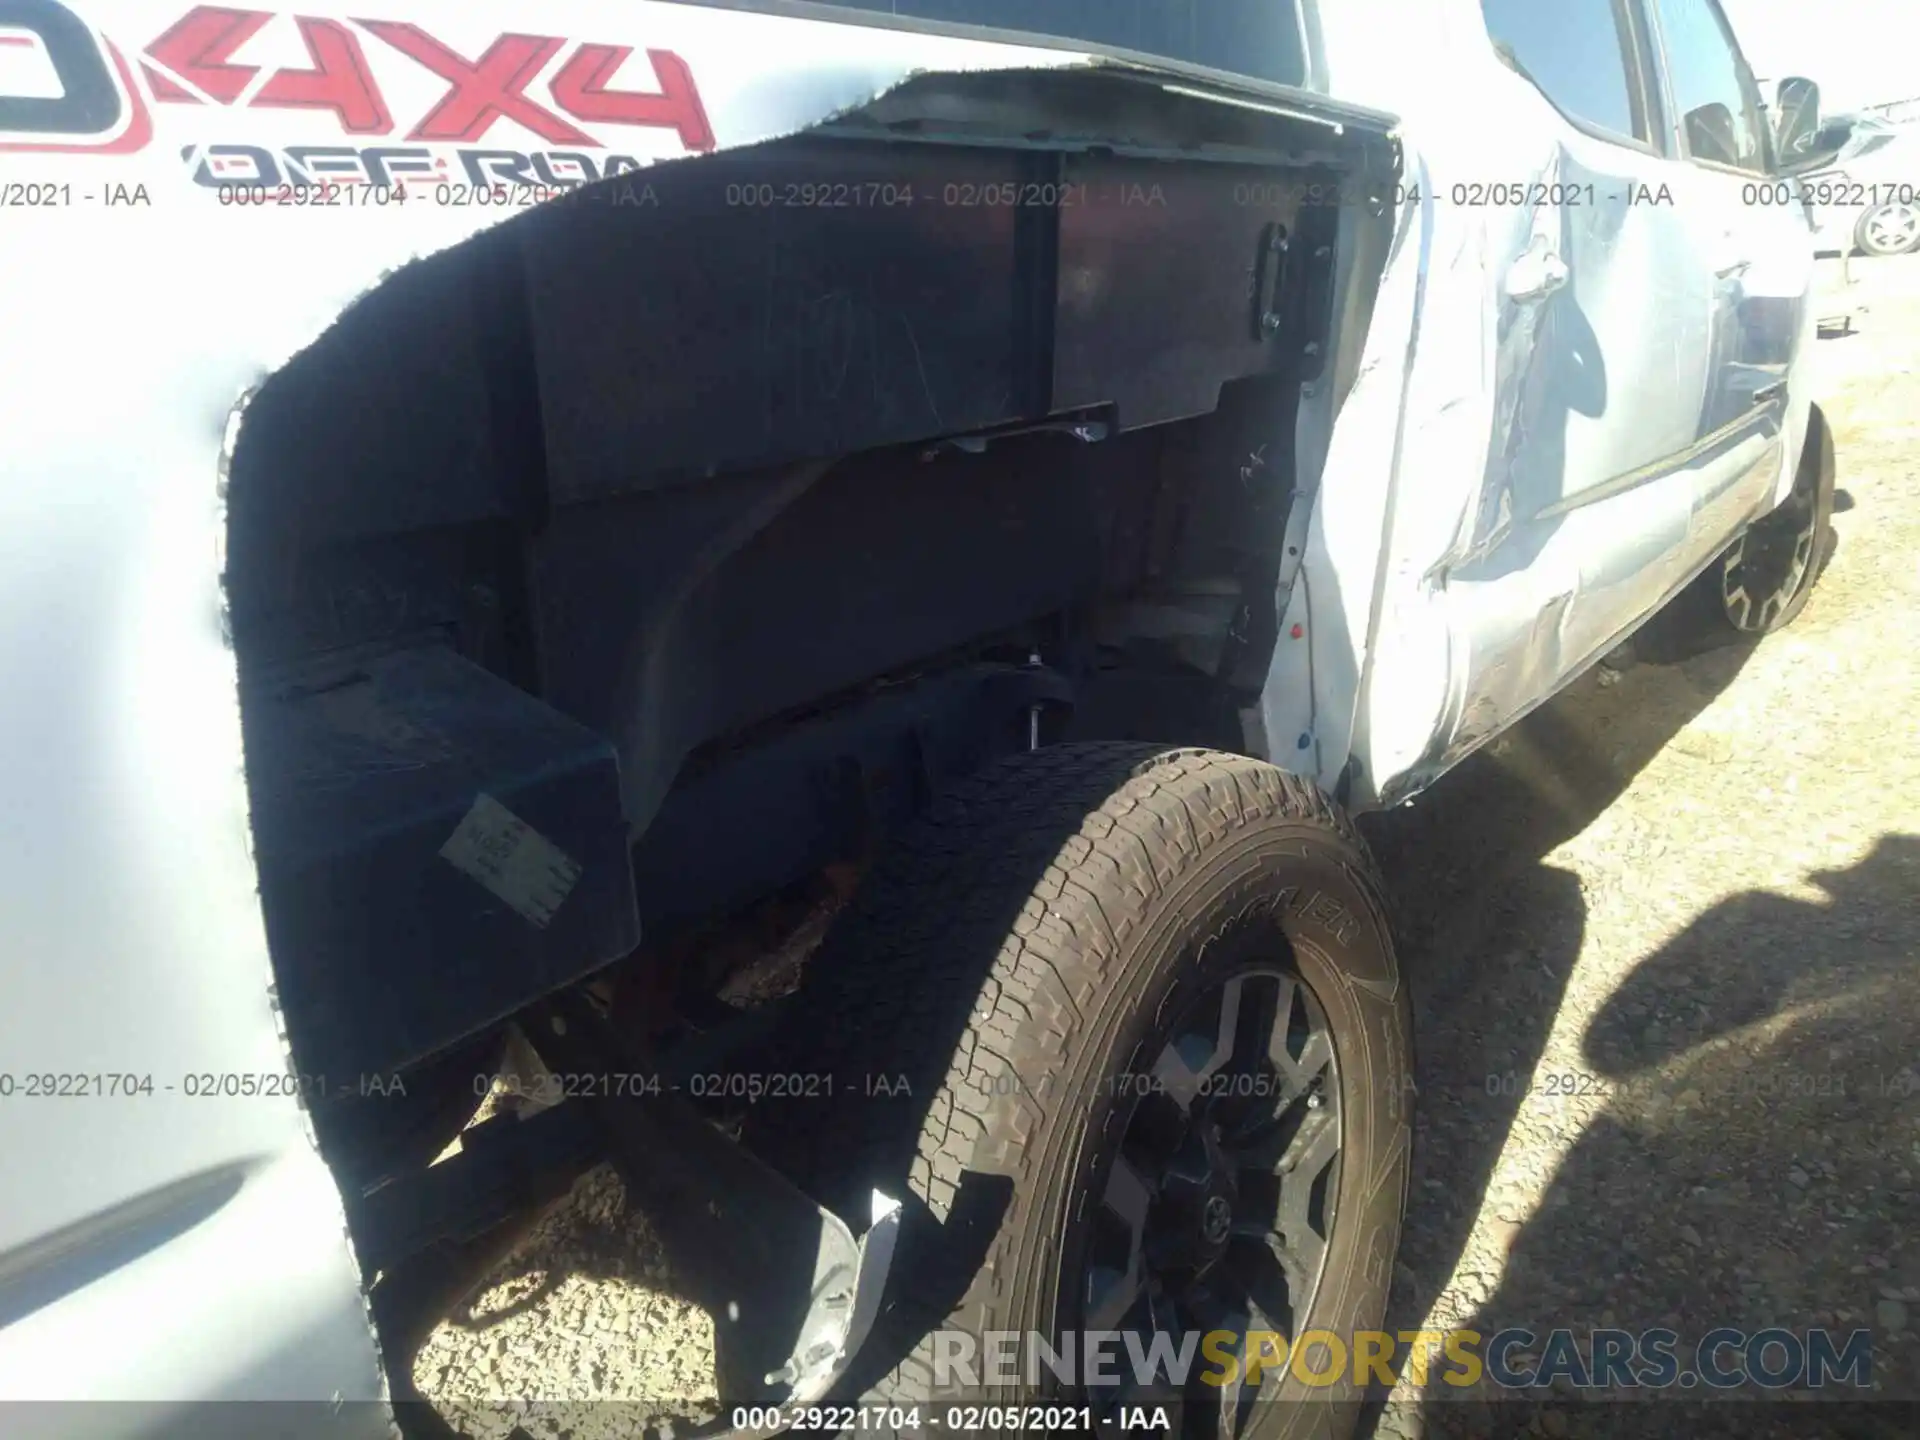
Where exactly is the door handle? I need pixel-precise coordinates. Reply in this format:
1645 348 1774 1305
1752 379 1787 405
1716 258 1752 279
1504 243 1569 302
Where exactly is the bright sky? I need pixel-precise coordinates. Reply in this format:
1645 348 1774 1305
1723 0 1919 110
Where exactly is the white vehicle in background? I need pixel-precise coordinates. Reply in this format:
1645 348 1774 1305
1797 111 1920 256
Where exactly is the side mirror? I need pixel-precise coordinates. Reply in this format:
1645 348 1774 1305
1774 76 1822 163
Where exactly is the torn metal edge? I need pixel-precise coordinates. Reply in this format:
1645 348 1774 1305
218 375 399 1431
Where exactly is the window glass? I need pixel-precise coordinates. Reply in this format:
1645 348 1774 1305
1651 0 1768 170
1481 0 1645 142
791 2 1308 88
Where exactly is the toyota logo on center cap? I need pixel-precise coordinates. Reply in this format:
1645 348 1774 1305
1201 1193 1232 1246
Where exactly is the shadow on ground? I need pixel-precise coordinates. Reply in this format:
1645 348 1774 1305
1356 634 1761 1342
1338 625 1920 1438
1397 833 1920 1439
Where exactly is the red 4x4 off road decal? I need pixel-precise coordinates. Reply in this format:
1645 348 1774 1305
2 0 712 165
0 0 152 151
142 9 711 151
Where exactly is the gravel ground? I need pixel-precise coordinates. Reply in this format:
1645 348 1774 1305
413 255 1920 1438
1365 254 1920 1437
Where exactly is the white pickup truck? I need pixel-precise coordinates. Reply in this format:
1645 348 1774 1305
0 2 1836 1438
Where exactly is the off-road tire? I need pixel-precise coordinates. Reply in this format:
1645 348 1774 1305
746 744 1413 1440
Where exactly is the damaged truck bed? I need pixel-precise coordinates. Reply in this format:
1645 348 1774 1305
223 61 1399 1433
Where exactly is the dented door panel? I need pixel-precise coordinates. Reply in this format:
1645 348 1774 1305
1419 131 1713 771
1663 165 1814 579
1642 0 1818 580
1328 0 1794 807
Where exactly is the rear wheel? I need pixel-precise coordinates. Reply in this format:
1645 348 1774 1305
748 744 1412 1440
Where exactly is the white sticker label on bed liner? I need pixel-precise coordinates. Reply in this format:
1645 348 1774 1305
439 793 582 929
